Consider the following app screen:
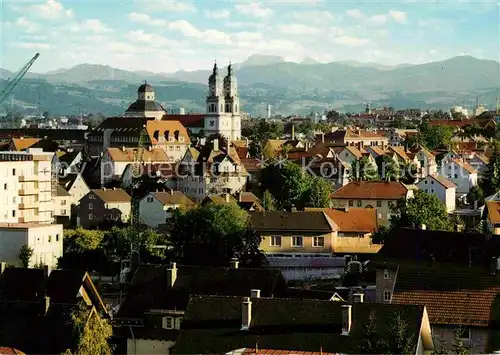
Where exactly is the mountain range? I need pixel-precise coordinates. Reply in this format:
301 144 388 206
1 54 499 117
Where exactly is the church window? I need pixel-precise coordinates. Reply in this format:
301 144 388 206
174 130 180 141
210 121 215 127
164 130 170 141
226 104 231 113
235 105 238 113
220 104 223 112
153 130 159 141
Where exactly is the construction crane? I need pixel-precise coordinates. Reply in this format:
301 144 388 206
0 53 40 106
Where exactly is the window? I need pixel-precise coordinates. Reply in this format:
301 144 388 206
313 236 325 247
348 200 353 207
270 235 281 247
61 200 67 205
3 183 6 190
56 234 59 242
89 194 95 200
431 189 435 193
147 197 154 203
163 316 174 330
292 236 303 247
431 180 434 184
376 200 382 207
338 232 345 237
89 203 93 210
48 235 52 243
384 290 392 302
357 200 362 207
384 269 391 279
62 209 66 215
12 210 15 217
424 180 427 184
454 174 458 178
12 169 15 176
457 327 471 340
89 214 93 220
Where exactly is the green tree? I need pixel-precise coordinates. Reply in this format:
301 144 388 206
376 155 400 181
432 336 449 354
64 228 105 254
168 203 263 266
326 109 340 122
18 244 34 267
262 190 276 211
357 312 389 354
350 157 379 182
420 125 455 150
387 311 416 354
303 177 332 208
67 301 112 355
399 160 418 184
452 327 470 355
391 189 453 231
467 185 484 206
481 144 500 196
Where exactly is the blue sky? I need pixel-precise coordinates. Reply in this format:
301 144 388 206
0 0 498 73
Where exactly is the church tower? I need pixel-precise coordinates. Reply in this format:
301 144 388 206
224 63 241 140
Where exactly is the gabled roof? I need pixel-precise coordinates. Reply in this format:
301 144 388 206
420 174 456 189
388 146 410 162
115 264 287 320
393 265 500 327
330 181 409 200
367 146 386 157
306 208 378 233
55 185 71 197
250 211 337 233
59 173 86 192
487 201 500 224
163 114 205 128
150 191 195 206
230 349 338 355
91 188 131 203
451 159 478 174
10 138 40 151
106 147 169 162
57 150 80 165
343 146 363 159
203 194 239 205
145 119 190 145
0 347 25 354
173 295 427 354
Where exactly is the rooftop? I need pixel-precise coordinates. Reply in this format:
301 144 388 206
330 181 409 200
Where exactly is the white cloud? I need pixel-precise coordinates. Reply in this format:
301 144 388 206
79 19 113 33
291 10 334 23
231 31 263 42
124 30 182 48
30 0 73 20
129 12 168 26
142 0 197 13
235 2 274 18
389 10 407 23
346 9 365 20
109 42 138 54
369 14 387 25
278 24 321 35
205 10 230 19
13 42 51 50
169 20 232 45
15 17 39 33
333 35 371 47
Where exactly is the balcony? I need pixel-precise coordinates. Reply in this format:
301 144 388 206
18 215 38 223
19 202 39 209
18 175 38 182
18 187 39 195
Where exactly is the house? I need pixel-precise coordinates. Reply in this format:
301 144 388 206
100 147 171 184
0 266 109 354
172 293 433 354
306 207 381 254
366 145 386 160
467 153 489 176
416 174 456 212
121 163 177 190
177 139 248 201
56 150 83 175
113 262 287 355
139 191 195 229
59 173 90 206
53 185 72 225
7 138 59 152
250 211 338 255
438 158 478 194
386 128 419 146
79 188 131 228
235 192 264 211
410 145 437 177
378 264 500 354
0 223 63 267
486 201 500 236
330 181 413 225
337 146 363 165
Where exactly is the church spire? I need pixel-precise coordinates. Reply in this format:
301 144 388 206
228 61 232 76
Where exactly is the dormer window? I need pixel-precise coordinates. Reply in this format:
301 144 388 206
162 316 174 329
384 269 391 279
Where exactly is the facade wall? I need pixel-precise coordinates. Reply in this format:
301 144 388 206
138 195 180 229
330 198 398 226
260 232 334 254
432 325 488 354
126 338 174 355
68 174 90 205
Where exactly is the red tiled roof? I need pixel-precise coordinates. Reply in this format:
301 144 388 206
306 208 378 233
240 349 338 355
330 181 409 200
0 347 25 354
241 158 262 171
487 201 500 224
427 174 456 189
393 266 500 327
163 114 205 128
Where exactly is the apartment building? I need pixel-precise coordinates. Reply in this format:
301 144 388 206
0 149 56 224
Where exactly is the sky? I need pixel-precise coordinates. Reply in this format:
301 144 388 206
0 0 499 73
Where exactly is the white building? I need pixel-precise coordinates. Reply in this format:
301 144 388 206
439 159 478 195
417 174 456 212
0 149 55 224
139 191 195 229
0 223 63 267
204 63 241 141
450 106 469 118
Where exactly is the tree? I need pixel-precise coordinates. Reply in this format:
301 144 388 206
357 312 389 354
168 203 263 266
467 185 484 206
67 301 112 355
452 327 470 355
262 190 276 211
18 244 34 267
350 157 379 182
326 109 340 122
391 189 453 231
303 177 332 208
420 125 455 150
262 162 311 209
387 311 416 354
376 155 400 181
64 228 105 254
399 160 418 184
432 336 449 354
481 144 500 196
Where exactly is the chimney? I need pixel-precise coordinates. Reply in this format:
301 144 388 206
213 139 219 151
170 189 174 195
341 304 352 335
43 265 52 277
166 262 177 288
241 297 252 330
353 293 364 303
292 124 295 140
230 258 239 269
40 295 50 316
122 146 126 152
343 206 349 212
103 187 107 191
148 146 152 151
322 133 325 143
250 289 261 298
225 193 230 203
